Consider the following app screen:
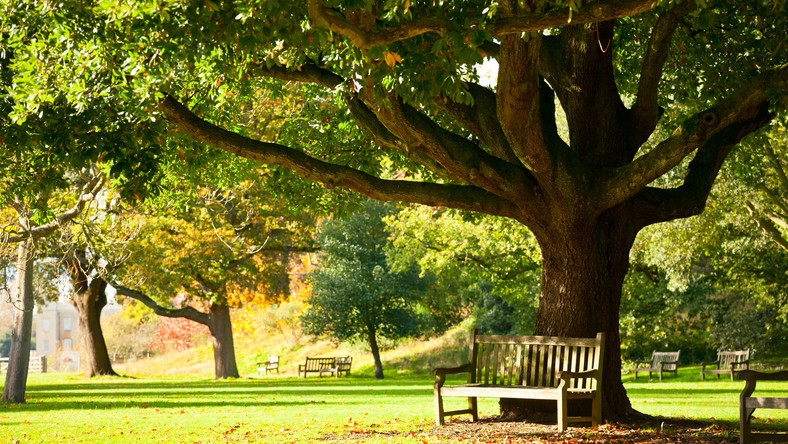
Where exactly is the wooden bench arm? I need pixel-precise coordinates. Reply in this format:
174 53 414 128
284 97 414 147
432 363 474 389
700 359 719 370
729 360 750 370
432 363 474 377
632 360 651 368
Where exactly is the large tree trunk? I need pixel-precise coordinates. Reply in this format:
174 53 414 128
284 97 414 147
2 239 35 403
207 303 239 379
367 324 384 379
71 274 116 377
501 206 640 421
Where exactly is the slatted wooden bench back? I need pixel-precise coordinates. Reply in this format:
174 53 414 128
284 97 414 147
652 351 680 371
720 350 750 368
305 357 335 371
470 330 603 390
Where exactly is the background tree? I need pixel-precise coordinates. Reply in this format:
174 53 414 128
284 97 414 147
110 173 317 378
3 0 787 417
386 206 541 334
0 174 103 402
301 201 428 379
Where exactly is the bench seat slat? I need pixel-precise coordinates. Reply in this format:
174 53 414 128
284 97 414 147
746 397 788 409
441 384 597 400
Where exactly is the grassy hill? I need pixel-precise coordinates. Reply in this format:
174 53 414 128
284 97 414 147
116 320 474 379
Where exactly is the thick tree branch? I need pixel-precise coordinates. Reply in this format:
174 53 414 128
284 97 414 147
601 65 788 212
159 95 524 220
307 0 451 51
631 1 694 144
307 0 655 49
368 91 538 204
249 62 344 89
762 139 788 196
439 82 520 164
6 176 105 243
497 33 549 173
111 284 211 325
491 0 656 36
631 102 774 227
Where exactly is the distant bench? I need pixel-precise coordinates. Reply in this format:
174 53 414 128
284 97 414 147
432 330 605 431
738 370 788 444
298 356 352 378
256 355 279 375
703 349 750 381
0 356 47 374
633 350 680 380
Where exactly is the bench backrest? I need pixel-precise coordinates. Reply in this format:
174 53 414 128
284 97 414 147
304 357 335 371
469 330 604 390
651 351 680 371
268 356 279 365
718 349 749 367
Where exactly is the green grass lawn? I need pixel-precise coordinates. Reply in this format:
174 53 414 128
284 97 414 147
0 367 785 443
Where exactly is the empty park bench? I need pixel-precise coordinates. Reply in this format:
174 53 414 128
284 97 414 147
633 350 680 380
298 356 352 378
738 370 788 444
432 329 605 431
0 356 47 373
256 355 279 375
702 349 750 381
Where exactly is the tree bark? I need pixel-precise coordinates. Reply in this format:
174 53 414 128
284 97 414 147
501 205 640 420
207 303 239 379
367 323 384 379
2 239 35 403
70 273 116 377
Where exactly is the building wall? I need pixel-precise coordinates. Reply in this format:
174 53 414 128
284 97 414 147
34 302 121 372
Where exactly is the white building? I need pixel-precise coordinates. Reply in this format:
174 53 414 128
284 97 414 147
34 302 121 372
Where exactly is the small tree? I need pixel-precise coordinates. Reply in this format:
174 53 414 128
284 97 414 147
301 201 427 379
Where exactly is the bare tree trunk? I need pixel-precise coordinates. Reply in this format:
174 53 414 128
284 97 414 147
2 239 35 403
367 324 384 379
208 303 239 379
71 274 116 377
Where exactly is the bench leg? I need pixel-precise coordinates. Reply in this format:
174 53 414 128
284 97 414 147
592 392 602 427
558 392 568 432
468 397 478 422
740 404 754 444
658 370 663 381
434 389 445 426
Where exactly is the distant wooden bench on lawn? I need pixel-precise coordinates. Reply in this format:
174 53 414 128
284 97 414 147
633 350 680 380
298 356 352 378
256 355 279 375
432 329 605 432
738 370 788 444
702 349 750 381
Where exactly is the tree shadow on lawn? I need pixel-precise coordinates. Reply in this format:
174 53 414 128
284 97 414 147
1 377 434 412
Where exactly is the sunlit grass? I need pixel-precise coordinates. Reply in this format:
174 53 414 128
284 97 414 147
0 367 785 443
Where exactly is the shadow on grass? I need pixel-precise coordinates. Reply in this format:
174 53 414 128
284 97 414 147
0 376 435 413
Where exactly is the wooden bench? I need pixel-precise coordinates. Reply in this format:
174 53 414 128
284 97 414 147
738 370 788 444
432 329 605 431
0 356 47 373
298 356 352 378
256 355 279 375
633 350 680 380
702 350 750 381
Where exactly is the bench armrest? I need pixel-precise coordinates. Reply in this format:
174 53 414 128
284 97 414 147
633 360 651 367
432 363 474 389
432 363 474 377
701 359 719 369
730 360 750 370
